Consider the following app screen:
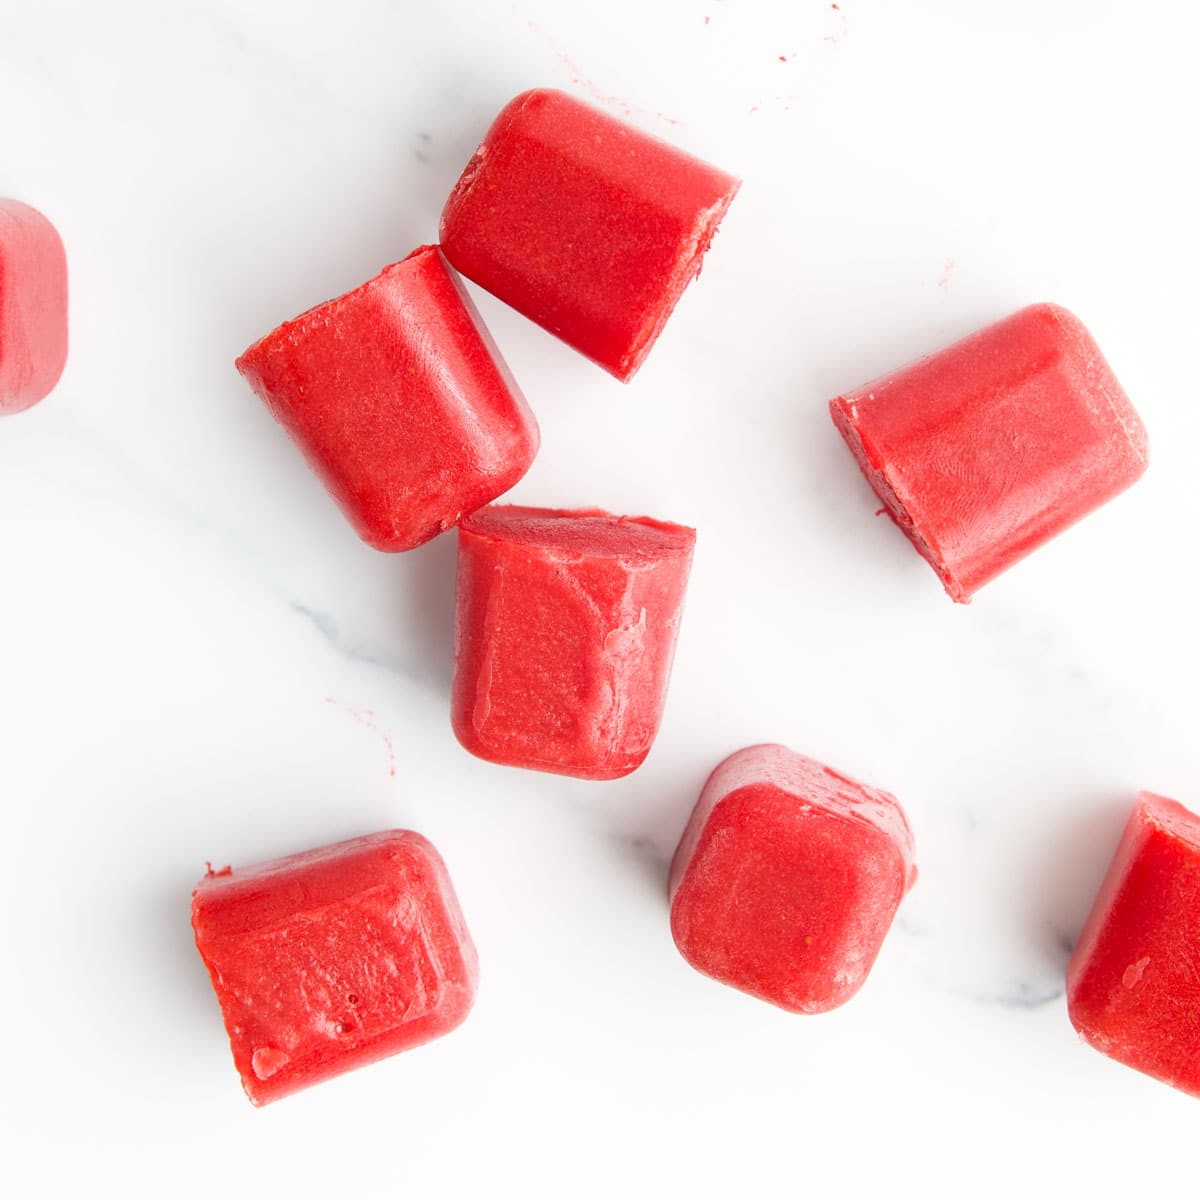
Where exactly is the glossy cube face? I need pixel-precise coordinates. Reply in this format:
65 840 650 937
235 245 539 551
0 199 68 414
830 303 1148 601
440 88 740 381
191 830 477 1106
670 745 916 1013
1066 793 1200 1099
451 505 695 779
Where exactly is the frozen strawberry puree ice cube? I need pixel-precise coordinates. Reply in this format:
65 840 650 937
440 88 739 382
1066 792 1200 1099
669 744 916 1013
235 244 539 551
191 830 477 1107
451 505 695 779
0 199 67 414
830 303 1148 602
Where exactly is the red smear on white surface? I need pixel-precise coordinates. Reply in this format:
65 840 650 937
938 257 956 288
324 697 397 778
526 20 682 127
824 3 849 45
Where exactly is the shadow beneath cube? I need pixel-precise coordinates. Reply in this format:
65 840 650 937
603 758 712 910
1019 793 1132 977
618 834 672 907
141 875 225 1032
219 79 510 356
791 399 928 590
389 530 459 696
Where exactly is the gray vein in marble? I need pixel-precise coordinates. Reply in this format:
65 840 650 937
290 603 409 675
17 415 422 685
967 980 1065 1010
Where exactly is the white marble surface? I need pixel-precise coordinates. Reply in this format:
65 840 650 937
2 1 1199 1195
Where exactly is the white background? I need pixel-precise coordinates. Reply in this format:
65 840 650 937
2 1 1199 1196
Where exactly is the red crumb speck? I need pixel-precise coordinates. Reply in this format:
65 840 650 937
529 29 682 126
205 862 233 878
704 15 710 24
778 55 787 62
825 3 848 45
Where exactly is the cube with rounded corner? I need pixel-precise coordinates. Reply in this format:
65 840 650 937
830 304 1148 602
440 88 740 382
191 829 478 1106
235 245 539 551
669 744 917 1013
451 504 695 779
0 199 68 414
1066 792 1200 1099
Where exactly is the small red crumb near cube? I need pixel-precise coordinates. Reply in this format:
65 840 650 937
440 88 739 382
0 199 67 414
1066 792 1200 1099
669 744 916 1013
451 505 695 779
191 830 477 1106
235 245 539 551
829 303 1148 602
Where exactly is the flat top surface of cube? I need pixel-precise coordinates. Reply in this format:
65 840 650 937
670 746 915 1013
459 504 696 563
192 830 477 1106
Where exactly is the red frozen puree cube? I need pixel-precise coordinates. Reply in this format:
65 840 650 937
0 199 68 414
235 245 539 551
440 88 740 382
669 744 916 1013
451 505 695 779
1066 792 1200 1099
830 303 1148 602
191 830 477 1106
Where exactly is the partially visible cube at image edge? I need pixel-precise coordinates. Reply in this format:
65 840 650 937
0 199 68 415
1067 792 1200 1099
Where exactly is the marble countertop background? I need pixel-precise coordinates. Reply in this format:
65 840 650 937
2 1 1198 1196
